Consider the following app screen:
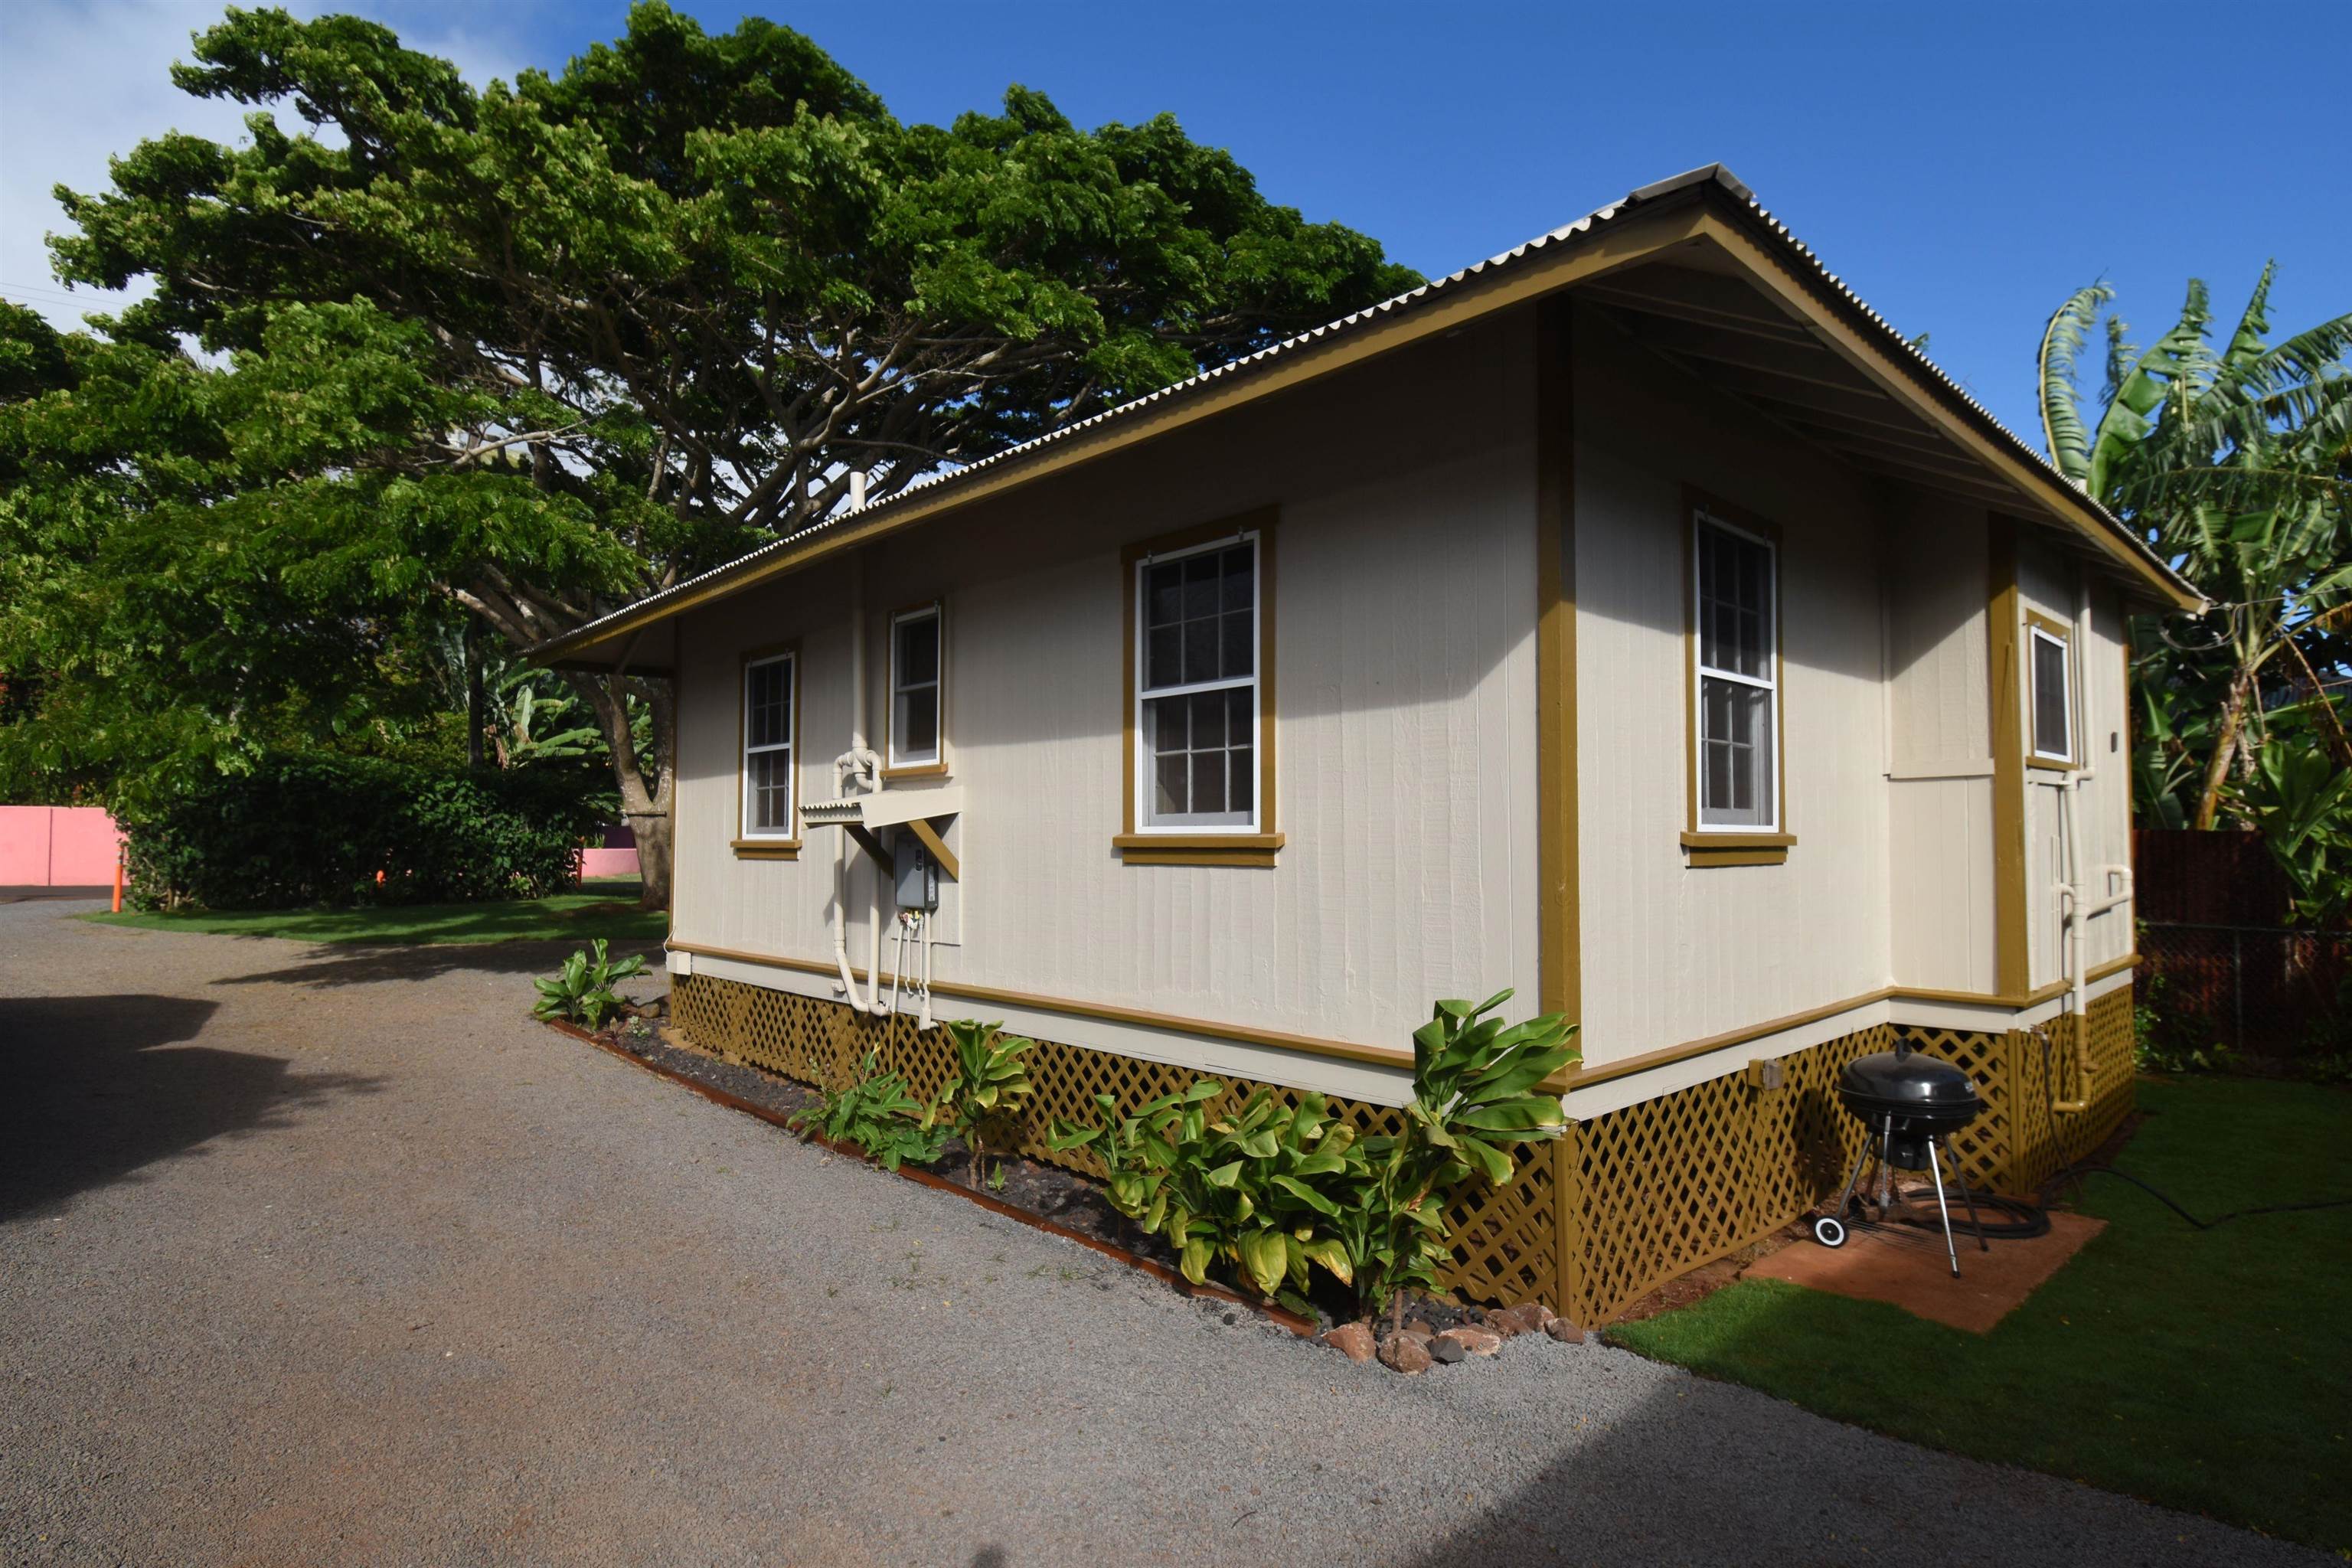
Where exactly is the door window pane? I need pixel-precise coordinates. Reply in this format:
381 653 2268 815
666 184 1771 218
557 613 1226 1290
2032 631 2072 760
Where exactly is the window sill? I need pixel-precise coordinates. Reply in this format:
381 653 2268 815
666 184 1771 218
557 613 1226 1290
1681 831 1793 867
1114 831 1284 868
882 760 949 782
730 838 802 861
2026 755 2077 774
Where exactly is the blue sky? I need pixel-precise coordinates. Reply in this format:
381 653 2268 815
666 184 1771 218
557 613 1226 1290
5 0 2345 447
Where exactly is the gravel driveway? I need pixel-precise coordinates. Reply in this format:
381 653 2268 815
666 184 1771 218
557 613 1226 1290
0 899 2319 1567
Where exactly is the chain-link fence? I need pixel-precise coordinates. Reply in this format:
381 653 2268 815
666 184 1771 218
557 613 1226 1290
2134 829 2350 1067
2138 921 2351 1063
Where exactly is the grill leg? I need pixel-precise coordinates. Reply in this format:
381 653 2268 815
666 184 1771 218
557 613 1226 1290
1925 1136 1962 1279
1828 1135 1873 1227
1949 1160 1990 1253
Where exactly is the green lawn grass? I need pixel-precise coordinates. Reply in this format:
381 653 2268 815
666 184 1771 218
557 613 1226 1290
1608 1076 2351 1551
82 877 665 946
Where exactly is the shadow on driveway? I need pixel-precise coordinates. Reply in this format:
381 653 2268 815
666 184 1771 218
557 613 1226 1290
1 994 381 1222
210 936 667 991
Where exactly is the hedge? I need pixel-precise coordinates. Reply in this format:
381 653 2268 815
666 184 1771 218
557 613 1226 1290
119 753 614 911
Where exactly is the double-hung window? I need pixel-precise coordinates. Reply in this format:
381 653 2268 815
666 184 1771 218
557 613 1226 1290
1136 532 1260 831
740 648 796 841
888 603 944 774
1692 510 1779 832
2027 616 2074 766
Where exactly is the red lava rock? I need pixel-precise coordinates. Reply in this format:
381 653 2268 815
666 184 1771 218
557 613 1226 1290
1544 1317 1588 1344
1322 1323 1377 1363
1436 1326 1502 1358
1405 1318 1436 1338
1488 1302 1555 1338
1377 1334 1432 1376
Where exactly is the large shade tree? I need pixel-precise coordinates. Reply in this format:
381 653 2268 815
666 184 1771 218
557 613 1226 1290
18 2 1419 905
2037 268 2351 838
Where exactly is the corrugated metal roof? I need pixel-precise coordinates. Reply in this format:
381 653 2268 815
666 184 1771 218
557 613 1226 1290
538 165 2195 660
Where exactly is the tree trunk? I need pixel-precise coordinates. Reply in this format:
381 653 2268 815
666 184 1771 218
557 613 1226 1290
465 622 486 769
565 668 675 913
2190 668 2255 831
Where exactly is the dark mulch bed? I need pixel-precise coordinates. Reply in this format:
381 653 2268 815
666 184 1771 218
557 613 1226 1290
589 1001 1519 1341
599 1006 1190 1279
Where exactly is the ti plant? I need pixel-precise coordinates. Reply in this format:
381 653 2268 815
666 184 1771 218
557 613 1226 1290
795 1052 949 1172
531 939 650 1032
926 1020 1037 1187
1050 1082 1363 1308
1346 990 1579 1329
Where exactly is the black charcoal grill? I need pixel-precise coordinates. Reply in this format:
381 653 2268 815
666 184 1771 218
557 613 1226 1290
1811 1038 1991 1276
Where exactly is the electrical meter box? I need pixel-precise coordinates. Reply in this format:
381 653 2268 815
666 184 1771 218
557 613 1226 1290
892 832 939 912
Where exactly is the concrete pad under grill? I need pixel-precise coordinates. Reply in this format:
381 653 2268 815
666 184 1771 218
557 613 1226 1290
1744 1208 2107 1333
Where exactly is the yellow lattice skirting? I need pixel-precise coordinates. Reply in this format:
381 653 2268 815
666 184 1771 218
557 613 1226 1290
670 974 2133 1326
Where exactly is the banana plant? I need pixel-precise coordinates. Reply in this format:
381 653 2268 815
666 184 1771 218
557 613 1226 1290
926 1019 1036 1187
2038 267 2352 833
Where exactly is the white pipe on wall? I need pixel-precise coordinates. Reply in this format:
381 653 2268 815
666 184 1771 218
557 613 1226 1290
831 553 885 1011
2052 570 2134 1109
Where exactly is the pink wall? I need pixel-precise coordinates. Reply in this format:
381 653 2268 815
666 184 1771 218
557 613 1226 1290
577 846 641 879
0 805 126 886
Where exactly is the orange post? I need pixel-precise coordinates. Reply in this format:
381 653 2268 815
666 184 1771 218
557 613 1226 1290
112 848 125 913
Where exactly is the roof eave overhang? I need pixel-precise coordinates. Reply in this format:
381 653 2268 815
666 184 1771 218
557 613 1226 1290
534 167 2198 669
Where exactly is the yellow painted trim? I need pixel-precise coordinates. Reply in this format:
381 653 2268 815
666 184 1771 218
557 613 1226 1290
1111 832 1285 851
1119 508 1280 865
1988 517 2030 998
535 204 1716 665
667 940 1416 1071
1564 962 2138 1090
537 193 2189 676
1685 848 1788 867
736 639 801 852
1119 847 1281 869
1695 213 2200 613
1680 831 1796 848
2024 606 2079 769
1536 296 1579 1022
902 817 959 881
666 940 2138 1097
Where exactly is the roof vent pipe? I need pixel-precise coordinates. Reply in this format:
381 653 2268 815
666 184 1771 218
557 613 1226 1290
848 469 868 510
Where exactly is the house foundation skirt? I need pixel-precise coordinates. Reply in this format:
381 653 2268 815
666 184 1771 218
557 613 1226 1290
671 973 2136 1325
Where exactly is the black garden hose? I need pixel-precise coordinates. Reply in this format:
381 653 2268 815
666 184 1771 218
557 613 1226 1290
2041 1164 2352 1230
1864 1184 2052 1240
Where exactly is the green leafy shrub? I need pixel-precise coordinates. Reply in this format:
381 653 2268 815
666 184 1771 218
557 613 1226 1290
532 939 648 1031
797 1053 949 1172
1050 990 1576 1318
1344 990 1578 1322
1052 1082 1363 1303
926 1019 1037 1185
118 752 612 910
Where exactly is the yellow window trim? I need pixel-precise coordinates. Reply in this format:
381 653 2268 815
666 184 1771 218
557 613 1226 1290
1683 487 1789 864
1119 508 1279 867
736 639 800 854
884 597 949 780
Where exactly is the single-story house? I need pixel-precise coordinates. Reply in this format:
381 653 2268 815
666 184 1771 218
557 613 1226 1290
535 166 2200 1325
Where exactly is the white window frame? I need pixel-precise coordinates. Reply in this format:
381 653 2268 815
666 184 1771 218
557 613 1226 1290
1132 530 1262 835
887 602 945 772
740 649 796 840
2028 622 2076 766
1690 510 1781 834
